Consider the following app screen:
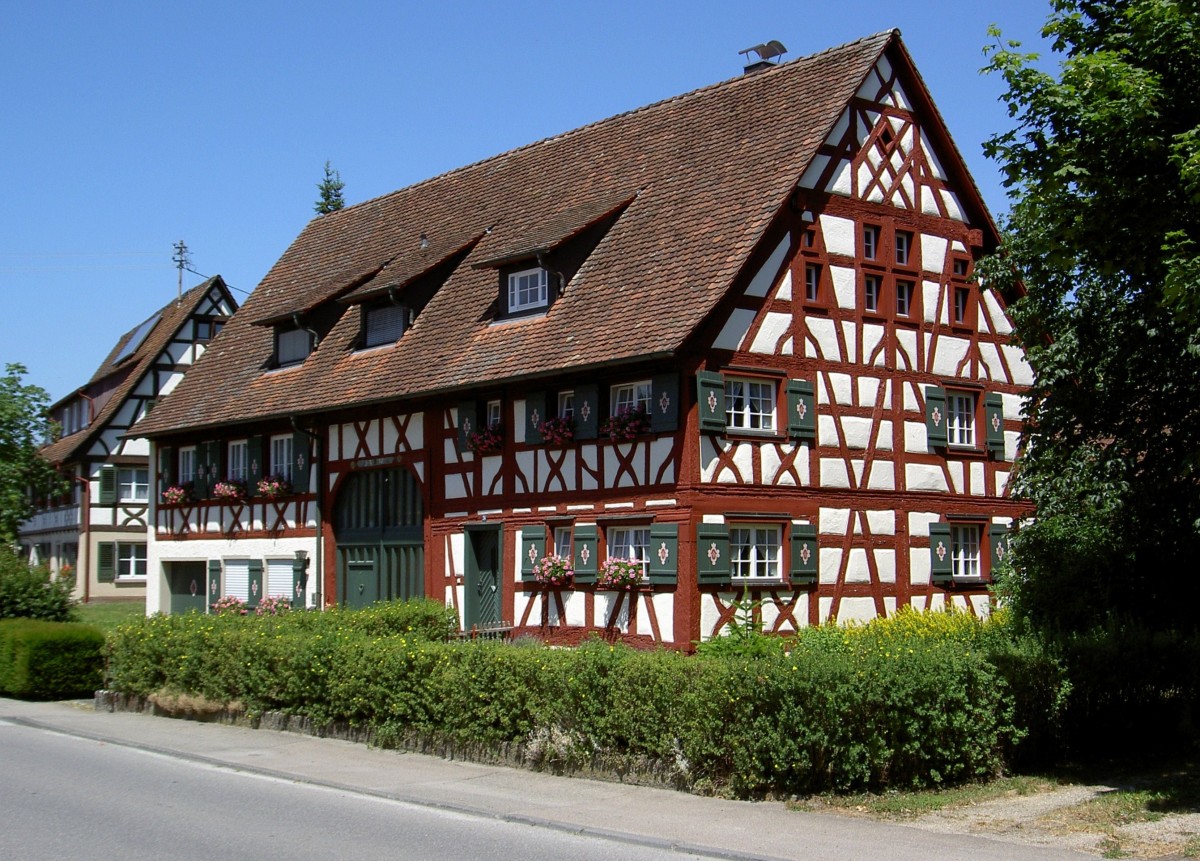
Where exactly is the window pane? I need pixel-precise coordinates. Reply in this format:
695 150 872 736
558 391 574 419
554 527 572 558
947 394 976 446
178 448 196 485
952 525 981 578
277 328 311 365
365 304 405 347
729 525 781 578
508 268 548 312
118 468 148 502
228 441 247 481
271 436 293 482
609 527 650 572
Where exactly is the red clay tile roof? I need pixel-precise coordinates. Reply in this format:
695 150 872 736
41 277 231 463
137 31 906 437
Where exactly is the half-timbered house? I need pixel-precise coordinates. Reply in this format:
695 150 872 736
19 277 237 602
137 31 1030 644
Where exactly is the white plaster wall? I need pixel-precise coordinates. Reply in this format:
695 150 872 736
820 508 852 535
865 510 895 535
904 421 929 455
831 265 856 310
1003 345 1035 386
896 329 918 370
651 592 674 642
931 335 970 378
906 463 949 493
866 461 896 490
841 416 874 449
749 312 792 354
820 215 856 256
921 234 948 275
745 235 790 298
806 318 840 362
818 548 842 585
775 269 792 301
820 458 851 489
970 461 986 497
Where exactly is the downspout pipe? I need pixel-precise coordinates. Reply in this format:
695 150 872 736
290 416 323 610
291 312 320 348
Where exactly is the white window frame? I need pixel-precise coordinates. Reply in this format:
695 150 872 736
486 400 502 429
117 542 147 580
946 393 976 447
558 390 575 419
608 526 650 574
553 526 573 559
896 280 914 317
117 467 149 502
276 327 312 366
724 378 776 432
178 446 196 486
805 263 821 302
228 440 248 481
507 267 548 313
863 274 881 313
729 525 782 580
951 524 982 580
863 224 880 260
895 231 912 265
611 381 652 414
953 286 971 324
270 434 293 483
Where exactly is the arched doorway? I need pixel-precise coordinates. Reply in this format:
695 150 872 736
333 467 424 608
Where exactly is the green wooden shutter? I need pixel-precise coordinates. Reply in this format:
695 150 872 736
193 444 212 498
574 383 599 441
929 523 953 584
789 523 818 585
925 386 947 448
520 525 546 583
207 559 222 608
157 445 175 495
456 401 477 454
573 524 598 584
98 466 117 504
990 523 1012 572
525 391 547 445
696 523 731 585
292 431 311 492
696 372 726 433
212 440 227 485
650 374 680 433
786 379 816 441
291 554 309 608
97 542 116 582
247 559 263 609
985 393 1005 458
247 436 265 495
647 523 679 585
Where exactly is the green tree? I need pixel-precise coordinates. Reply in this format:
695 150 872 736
0 364 62 544
981 1 1200 632
314 160 345 214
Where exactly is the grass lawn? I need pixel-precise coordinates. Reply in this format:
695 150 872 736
75 601 145 633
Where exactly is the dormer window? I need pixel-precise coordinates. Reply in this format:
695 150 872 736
362 302 407 348
507 267 549 314
276 326 313 367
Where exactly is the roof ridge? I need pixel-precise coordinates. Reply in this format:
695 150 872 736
329 30 897 217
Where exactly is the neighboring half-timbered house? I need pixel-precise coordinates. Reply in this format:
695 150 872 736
137 32 1030 645
18 277 237 602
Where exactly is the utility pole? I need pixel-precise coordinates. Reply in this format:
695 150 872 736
172 240 191 304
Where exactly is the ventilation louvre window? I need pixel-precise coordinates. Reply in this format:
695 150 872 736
277 327 312 366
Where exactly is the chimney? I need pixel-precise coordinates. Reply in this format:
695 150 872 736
739 40 787 74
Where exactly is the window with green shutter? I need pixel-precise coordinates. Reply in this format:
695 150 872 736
696 523 731 586
524 391 547 445
247 559 263 609
990 522 1012 572
789 523 818 584
573 383 599 441
696 372 726 433
985 393 1005 459
785 379 815 441
97 542 116 582
925 386 948 448
291 431 311 492
247 436 264 495
207 559 222 609
572 524 598 584
456 401 477 454
929 522 953 584
649 374 679 433
291 553 309 607
98 466 117 505
520 525 546 582
646 523 678 585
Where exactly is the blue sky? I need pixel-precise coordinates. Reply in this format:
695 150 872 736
0 0 1054 404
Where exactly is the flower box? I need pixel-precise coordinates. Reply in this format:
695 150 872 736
257 475 292 498
538 415 575 446
597 558 644 589
600 406 651 440
468 423 504 455
213 479 247 501
532 553 574 587
161 484 191 505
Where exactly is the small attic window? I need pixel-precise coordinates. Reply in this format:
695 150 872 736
507 267 549 315
275 326 313 367
362 302 408 348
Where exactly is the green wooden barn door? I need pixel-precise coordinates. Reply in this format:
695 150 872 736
334 467 424 607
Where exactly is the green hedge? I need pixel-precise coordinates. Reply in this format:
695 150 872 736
0 619 105 699
0 547 76 622
106 602 1034 796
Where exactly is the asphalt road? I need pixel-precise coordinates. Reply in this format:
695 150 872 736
0 699 1100 861
0 718 710 861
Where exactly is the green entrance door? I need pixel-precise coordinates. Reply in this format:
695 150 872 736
464 525 502 630
334 467 424 607
167 561 208 614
